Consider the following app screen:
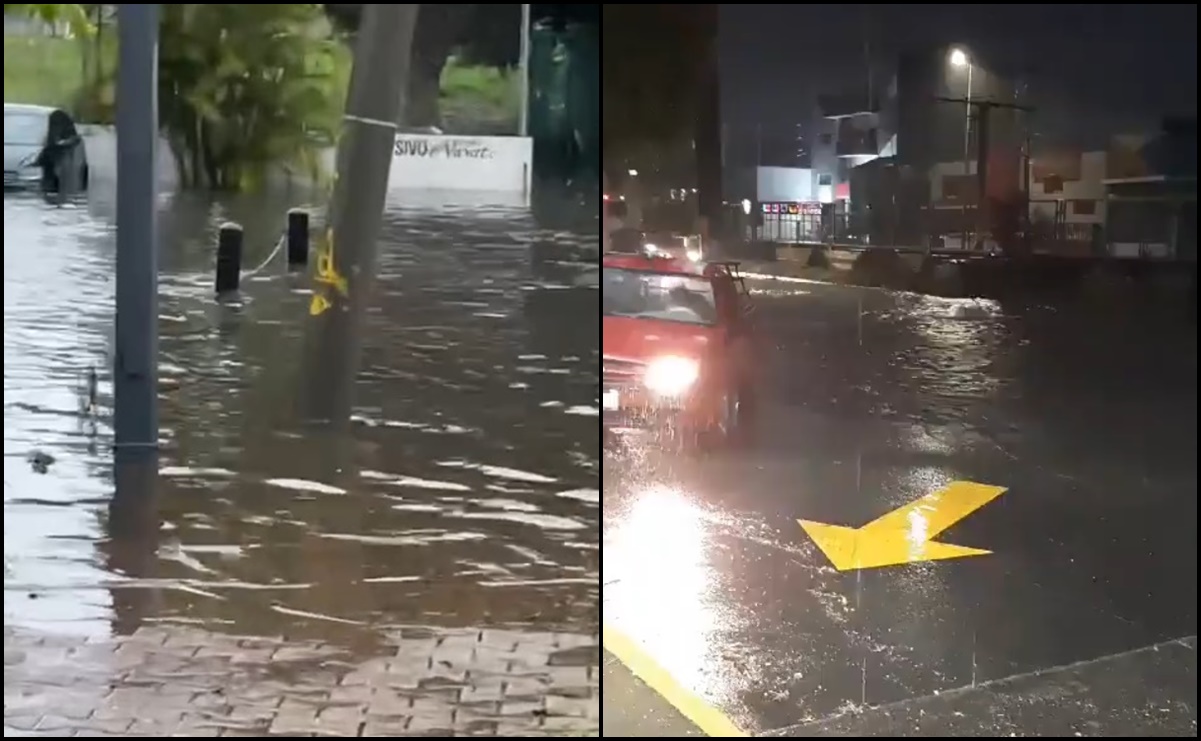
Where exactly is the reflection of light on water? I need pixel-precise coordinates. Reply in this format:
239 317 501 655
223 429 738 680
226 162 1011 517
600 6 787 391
607 485 720 696
906 507 930 559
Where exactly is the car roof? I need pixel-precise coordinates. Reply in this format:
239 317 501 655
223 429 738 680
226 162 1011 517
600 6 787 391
4 103 56 115
602 252 705 277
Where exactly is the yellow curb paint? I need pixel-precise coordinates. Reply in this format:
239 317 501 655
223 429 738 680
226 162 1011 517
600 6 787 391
602 622 749 737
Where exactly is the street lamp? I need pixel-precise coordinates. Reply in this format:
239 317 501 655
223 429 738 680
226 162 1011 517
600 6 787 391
948 46 974 248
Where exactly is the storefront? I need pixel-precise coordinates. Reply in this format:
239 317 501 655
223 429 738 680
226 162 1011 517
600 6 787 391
756 201 824 243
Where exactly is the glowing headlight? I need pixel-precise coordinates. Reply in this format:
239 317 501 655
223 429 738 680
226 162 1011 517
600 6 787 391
644 356 700 396
686 249 702 262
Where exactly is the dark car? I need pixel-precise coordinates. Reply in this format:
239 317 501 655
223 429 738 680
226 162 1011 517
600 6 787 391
4 103 89 192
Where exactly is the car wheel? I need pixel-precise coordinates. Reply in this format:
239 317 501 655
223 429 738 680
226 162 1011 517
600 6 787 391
80 163 89 190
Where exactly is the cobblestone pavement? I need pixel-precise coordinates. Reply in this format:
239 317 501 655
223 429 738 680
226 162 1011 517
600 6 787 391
4 625 599 737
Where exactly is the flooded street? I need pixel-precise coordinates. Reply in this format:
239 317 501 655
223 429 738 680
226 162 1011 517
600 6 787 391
603 279 1196 737
4 185 600 736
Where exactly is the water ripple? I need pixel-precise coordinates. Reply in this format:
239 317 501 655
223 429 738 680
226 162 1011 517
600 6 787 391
4 188 599 644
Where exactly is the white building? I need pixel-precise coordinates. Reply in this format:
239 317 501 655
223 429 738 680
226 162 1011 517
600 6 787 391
1026 150 1108 240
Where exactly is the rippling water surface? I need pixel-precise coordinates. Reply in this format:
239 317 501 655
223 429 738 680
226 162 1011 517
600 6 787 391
4 186 599 645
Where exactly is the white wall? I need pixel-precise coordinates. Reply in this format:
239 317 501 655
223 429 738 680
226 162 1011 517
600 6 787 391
384 134 532 200
82 127 534 206
1028 151 1107 226
755 166 815 202
929 160 977 202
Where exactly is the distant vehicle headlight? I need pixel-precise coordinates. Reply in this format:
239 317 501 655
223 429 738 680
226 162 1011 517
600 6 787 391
644 356 700 396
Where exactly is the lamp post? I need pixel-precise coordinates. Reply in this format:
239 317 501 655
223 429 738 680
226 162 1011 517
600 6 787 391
949 47 973 249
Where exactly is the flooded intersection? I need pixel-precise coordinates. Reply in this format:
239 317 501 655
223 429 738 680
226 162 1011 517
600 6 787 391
4 189 600 736
602 279 1197 737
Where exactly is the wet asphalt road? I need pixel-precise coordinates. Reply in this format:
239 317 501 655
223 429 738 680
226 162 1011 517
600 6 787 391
603 279 1197 736
4 186 599 643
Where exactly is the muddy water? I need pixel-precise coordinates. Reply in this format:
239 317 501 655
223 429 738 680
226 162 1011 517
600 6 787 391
3 186 599 648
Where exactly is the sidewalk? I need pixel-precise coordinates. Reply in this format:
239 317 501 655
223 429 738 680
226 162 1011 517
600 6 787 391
601 650 702 737
4 624 599 737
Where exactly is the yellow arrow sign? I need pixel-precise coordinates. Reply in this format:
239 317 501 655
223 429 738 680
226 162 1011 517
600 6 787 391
799 480 1008 571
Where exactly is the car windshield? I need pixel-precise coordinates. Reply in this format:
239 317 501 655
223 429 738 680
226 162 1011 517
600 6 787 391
645 233 686 250
603 267 717 326
4 111 48 146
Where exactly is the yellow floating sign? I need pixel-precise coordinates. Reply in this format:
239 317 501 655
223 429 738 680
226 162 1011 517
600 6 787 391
799 480 1008 571
309 226 348 316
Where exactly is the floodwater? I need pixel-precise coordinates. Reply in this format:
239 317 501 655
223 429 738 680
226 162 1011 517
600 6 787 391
3 184 600 648
603 278 1196 736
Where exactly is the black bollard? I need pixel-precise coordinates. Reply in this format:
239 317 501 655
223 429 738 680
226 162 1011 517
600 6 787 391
286 208 310 267
215 222 243 295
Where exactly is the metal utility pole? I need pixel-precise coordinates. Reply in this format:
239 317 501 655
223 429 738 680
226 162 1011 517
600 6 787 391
113 4 160 462
304 4 418 425
962 62 973 248
937 95 1034 250
314 3 418 316
518 3 532 137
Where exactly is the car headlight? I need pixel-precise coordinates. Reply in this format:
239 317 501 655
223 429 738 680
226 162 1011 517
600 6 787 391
644 356 700 396
686 249 702 262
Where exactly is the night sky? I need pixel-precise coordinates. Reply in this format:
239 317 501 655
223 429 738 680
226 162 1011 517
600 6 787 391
720 4 1197 149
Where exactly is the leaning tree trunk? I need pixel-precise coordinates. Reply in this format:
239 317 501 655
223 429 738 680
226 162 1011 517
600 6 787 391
400 5 470 129
405 51 444 129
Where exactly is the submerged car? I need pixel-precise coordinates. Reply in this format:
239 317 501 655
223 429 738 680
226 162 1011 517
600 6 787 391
602 252 758 450
4 103 89 192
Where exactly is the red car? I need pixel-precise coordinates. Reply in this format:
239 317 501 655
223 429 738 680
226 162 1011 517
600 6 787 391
602 252 758 449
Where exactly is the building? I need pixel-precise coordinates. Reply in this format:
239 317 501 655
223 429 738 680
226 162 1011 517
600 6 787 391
818 46 1028 247
810 92 893 206
724 165 823 242
1103 119 1197 261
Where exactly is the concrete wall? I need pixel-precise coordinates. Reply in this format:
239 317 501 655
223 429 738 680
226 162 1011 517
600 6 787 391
1029 151 1108 227
755 166 815 202
321 134 533 200
82 126 534 205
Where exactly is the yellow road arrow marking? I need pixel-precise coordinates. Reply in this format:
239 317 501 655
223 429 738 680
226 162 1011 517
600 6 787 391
799 480 1008 571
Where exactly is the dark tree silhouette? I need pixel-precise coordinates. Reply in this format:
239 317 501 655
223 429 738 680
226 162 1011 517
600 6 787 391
601 5 709 172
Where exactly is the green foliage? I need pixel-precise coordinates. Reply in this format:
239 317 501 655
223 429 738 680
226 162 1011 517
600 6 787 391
439 56 520 130
3 33 91 109
6 3 518 191
157 4 342 191
4 3 92 36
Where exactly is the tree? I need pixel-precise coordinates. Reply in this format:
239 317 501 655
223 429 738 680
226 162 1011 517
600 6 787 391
326 4 476 129
8 3 340 191
4 3 91 36
156 5 341 190
601 5 707 177
326 4 593 130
